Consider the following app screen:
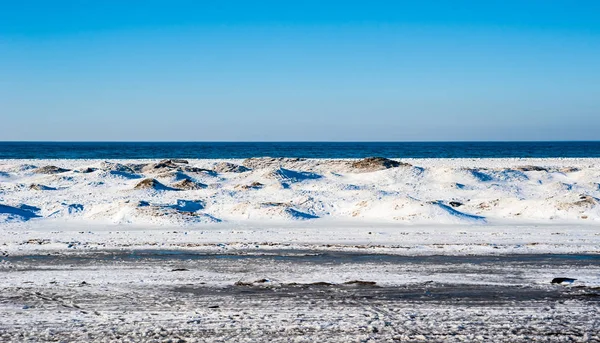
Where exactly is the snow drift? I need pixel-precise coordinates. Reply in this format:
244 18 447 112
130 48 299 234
1 157 600 226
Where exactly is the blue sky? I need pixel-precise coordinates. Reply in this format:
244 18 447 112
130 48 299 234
1 1 599 141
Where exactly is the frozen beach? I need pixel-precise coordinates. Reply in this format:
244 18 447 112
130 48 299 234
1 157 599 341
5 0 599 340
1 251 599 342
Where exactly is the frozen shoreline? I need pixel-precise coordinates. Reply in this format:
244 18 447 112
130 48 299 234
2 250 599 342
2 220 599 256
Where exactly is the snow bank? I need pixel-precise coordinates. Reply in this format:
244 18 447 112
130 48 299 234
1 158 600 225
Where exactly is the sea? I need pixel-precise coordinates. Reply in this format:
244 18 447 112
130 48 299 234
0 141 599 159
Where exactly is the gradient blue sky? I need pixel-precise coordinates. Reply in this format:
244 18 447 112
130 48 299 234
1 1 599 141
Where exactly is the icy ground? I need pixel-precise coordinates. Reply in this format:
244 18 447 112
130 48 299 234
2 221 600 256
1 252 599 342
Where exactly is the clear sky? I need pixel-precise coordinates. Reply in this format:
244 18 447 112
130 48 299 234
1 1 599 141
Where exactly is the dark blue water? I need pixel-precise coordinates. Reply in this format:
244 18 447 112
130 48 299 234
0 141 599 159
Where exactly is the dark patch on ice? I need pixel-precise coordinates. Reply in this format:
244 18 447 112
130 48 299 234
449 201 463 208
234 280 378 288
551 277 577 284
10 251 600 268
344 280 378 287
176 282 600 305
235 279 271 286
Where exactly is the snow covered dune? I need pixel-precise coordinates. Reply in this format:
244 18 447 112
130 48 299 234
1 157 600 226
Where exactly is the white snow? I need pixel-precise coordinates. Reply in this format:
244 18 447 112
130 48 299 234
0 158 598 256
1 158 599 225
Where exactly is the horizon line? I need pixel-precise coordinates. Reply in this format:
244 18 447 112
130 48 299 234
2 140 600 144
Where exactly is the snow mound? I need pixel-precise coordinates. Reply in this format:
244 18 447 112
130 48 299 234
350 157 411 172
101 170 142 179
213 162 250 173
88 200 219 225
155 170 192 182
1 164 37 173
133 178 176 191
172 179 207 190
467 168 528 182
263 168 321 183
235 181 264 190
33 165 70 174
242 157 306 169
2 158 600 225
232 202 318 220
97 161 136 173
47 203 85 218
348 196 486 224
29 184 56 191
